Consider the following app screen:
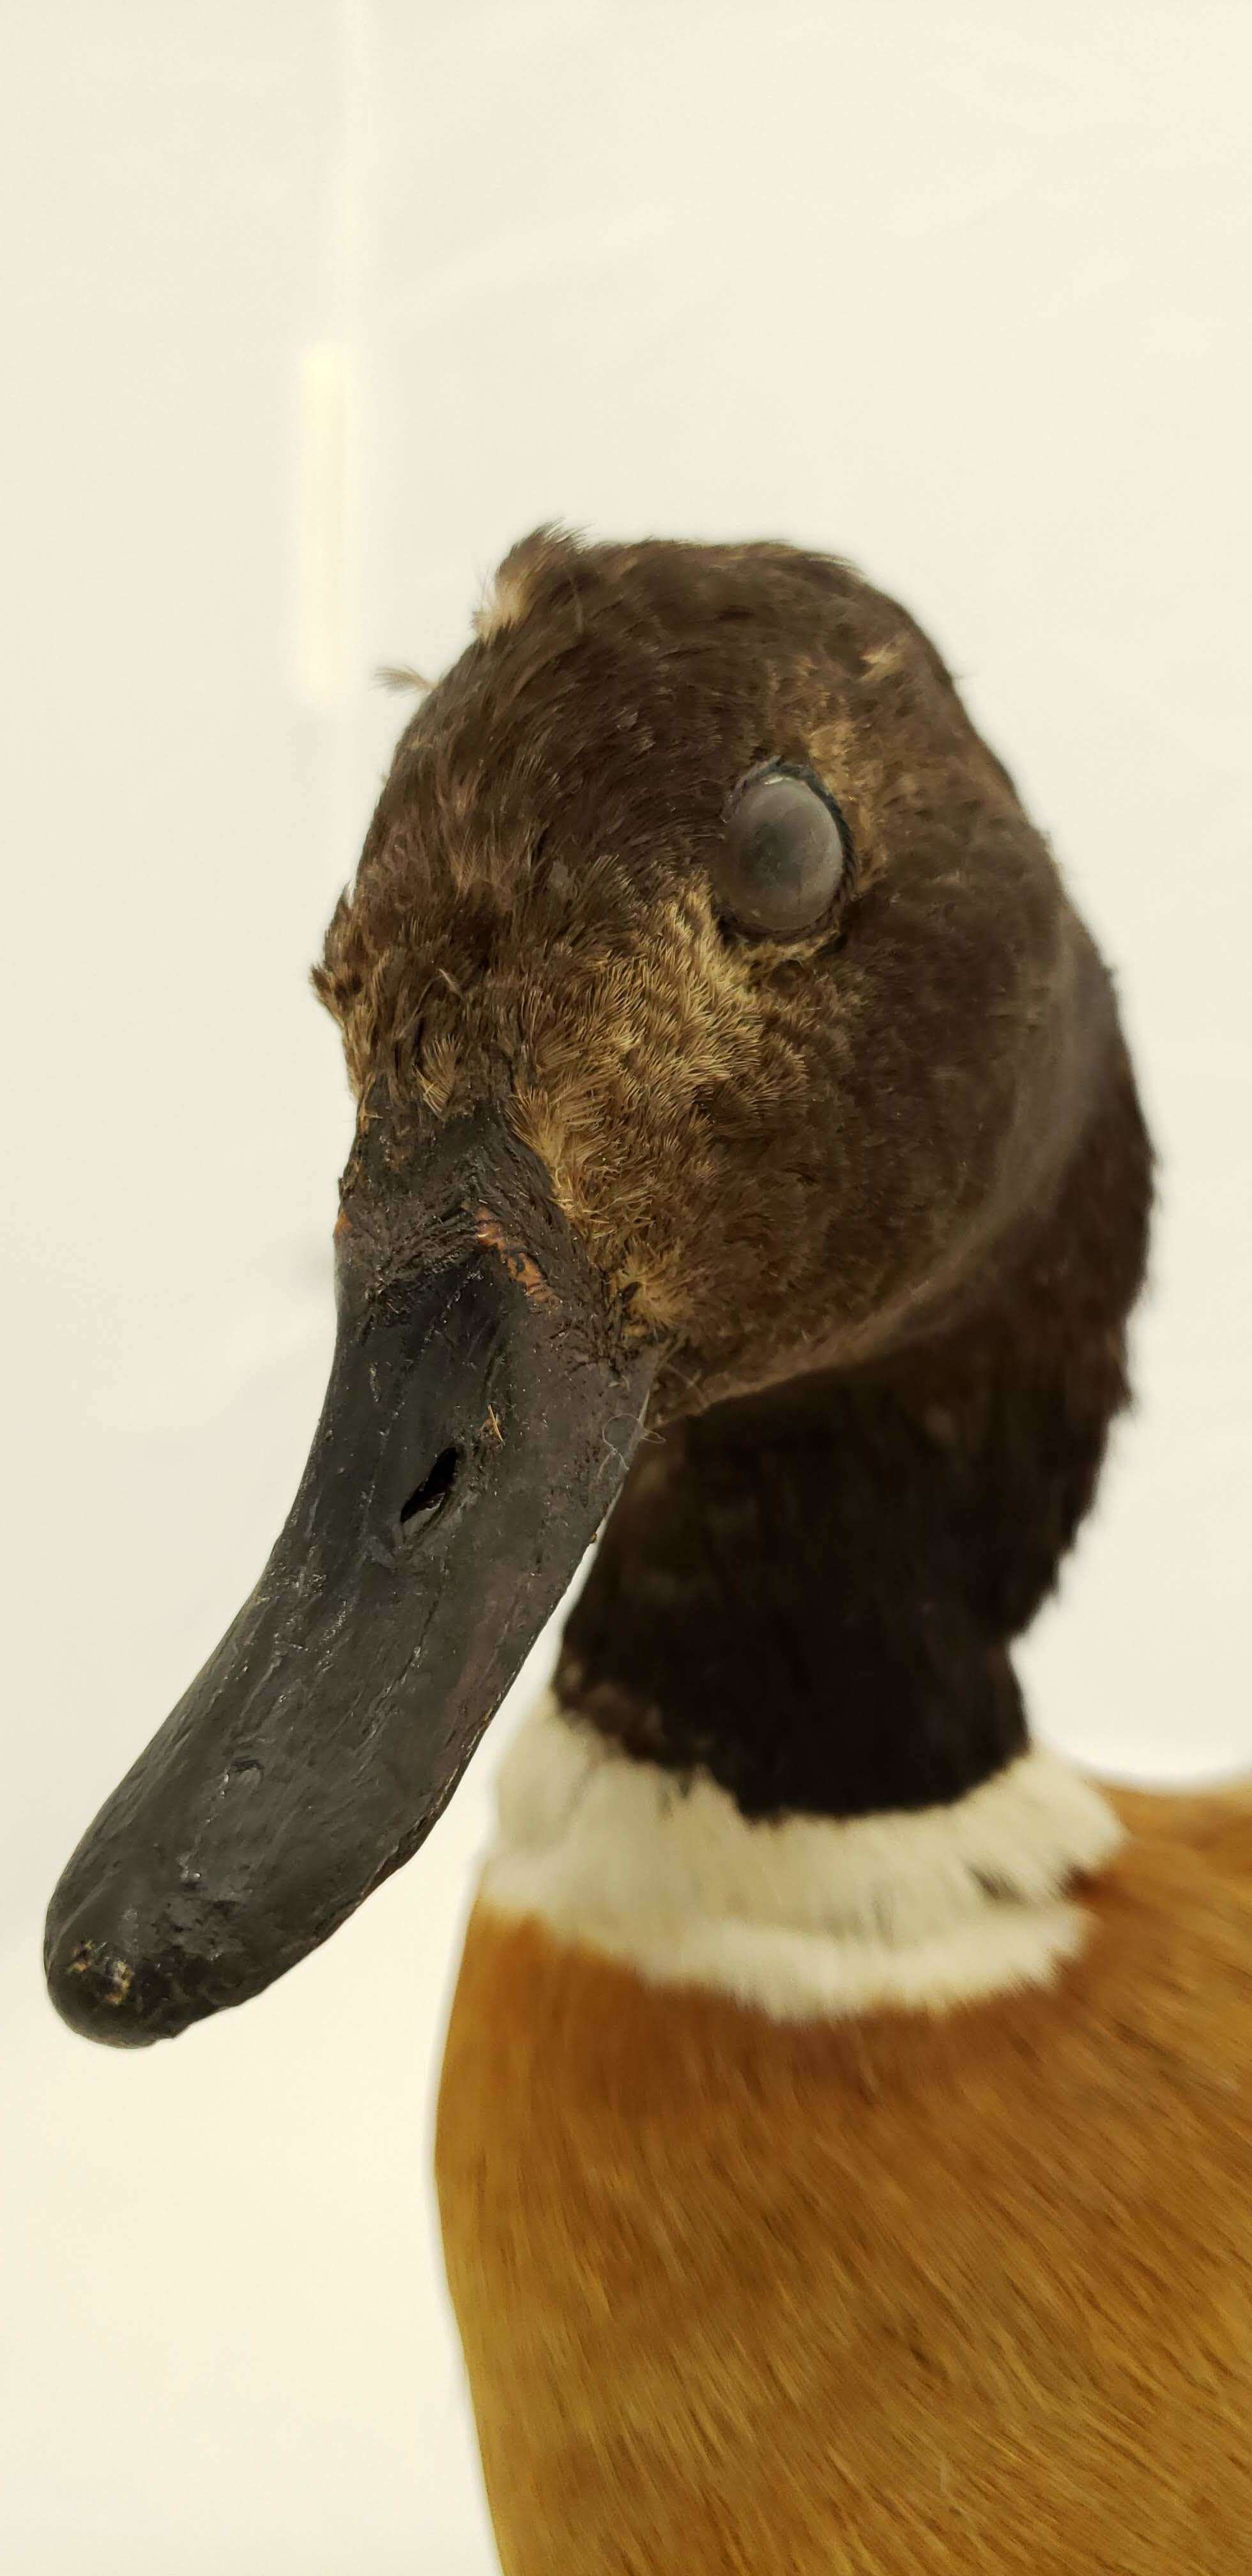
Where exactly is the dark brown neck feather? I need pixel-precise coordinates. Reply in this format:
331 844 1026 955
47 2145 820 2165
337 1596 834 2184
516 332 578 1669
557 1041 1152 1823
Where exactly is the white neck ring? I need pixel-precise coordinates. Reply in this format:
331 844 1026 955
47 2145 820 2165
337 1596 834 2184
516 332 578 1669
478 1694 1124 2023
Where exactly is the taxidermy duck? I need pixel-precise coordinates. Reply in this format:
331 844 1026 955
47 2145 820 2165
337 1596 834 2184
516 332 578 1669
47 530 1250 2572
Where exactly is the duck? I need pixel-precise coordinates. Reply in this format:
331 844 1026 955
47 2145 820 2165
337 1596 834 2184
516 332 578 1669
45 526 1251 2573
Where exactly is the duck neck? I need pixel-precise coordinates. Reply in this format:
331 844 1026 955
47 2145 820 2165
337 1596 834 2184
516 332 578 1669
505 1354 1122 2022
556 1359 1039 1825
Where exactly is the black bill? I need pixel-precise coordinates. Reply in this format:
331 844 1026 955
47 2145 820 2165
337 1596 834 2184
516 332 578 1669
45 1115 654 2044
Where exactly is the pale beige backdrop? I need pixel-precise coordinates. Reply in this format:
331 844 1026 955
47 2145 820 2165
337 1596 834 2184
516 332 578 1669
3 3 1249 2568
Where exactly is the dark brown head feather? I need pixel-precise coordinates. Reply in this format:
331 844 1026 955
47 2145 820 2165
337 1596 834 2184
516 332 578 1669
315 530 1143 1423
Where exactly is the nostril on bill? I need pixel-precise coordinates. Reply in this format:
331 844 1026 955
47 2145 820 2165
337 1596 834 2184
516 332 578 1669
399 1443 460 1528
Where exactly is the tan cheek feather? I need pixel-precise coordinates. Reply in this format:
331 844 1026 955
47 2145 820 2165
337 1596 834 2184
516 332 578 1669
436 1713 1252 2575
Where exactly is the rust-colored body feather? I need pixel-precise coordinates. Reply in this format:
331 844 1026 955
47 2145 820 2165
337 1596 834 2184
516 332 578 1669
438 1785 1252 2575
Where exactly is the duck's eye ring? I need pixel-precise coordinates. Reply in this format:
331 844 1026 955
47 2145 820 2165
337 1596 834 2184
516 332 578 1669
715 762 851 940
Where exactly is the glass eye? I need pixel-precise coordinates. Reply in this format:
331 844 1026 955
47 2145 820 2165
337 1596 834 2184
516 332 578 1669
716 763 850 939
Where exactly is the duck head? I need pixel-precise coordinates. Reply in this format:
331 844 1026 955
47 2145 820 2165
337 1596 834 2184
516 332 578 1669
45 527 1119 2044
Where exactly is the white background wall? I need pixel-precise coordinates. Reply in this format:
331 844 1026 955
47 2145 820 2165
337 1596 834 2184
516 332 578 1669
3 5 1249 2568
